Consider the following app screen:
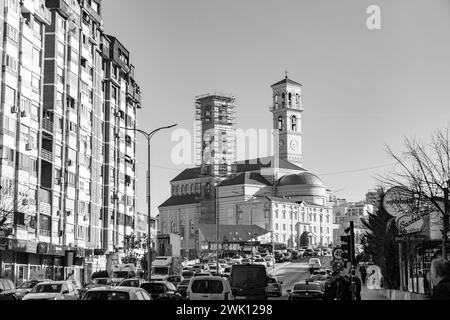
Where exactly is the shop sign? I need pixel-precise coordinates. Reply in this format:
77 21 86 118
48 244 57 255
0 238 12 251
16 227 29 241
11 239 37 253
94 249 106 256
396 214 425 235
26 241 37 253
383 187 418 218
54 245 65 256
37 242 49 254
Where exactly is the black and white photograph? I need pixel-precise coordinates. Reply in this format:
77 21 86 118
0 0 449 315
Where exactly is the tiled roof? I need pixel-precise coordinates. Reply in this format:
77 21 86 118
170 167 202 182
218 172 272 187
271 77 303 87
158 195 200 208
169 157 304 183
199 224 270 242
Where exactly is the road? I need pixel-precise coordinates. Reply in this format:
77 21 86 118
268 256 332 300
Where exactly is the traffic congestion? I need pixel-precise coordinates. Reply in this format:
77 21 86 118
0 244 369 301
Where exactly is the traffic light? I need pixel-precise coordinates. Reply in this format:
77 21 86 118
340 222 355 266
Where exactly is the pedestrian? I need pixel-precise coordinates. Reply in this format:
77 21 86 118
350 269 362 300
359 264 367 285
336 275 351 300
430 258 450 300
323 272 339 300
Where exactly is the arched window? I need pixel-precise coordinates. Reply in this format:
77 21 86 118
180 220 185 238
171 220 176 233
274 94 279 108
181 185 185 195
190 184 194 194
176 185 180 195
281 92 286 107
278 116 283 131
296 94 300 107
288 92 292 106
189 220 194 238
205 183 211 197
171 185 175 195
291 116 297 131
162 222 167 233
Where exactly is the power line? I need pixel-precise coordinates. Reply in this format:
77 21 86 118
317 163 394 176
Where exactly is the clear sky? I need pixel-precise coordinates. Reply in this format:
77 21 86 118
102 0 450 217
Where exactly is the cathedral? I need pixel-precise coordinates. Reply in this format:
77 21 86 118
158 74 334 259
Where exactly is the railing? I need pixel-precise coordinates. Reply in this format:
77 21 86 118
42 118 54 133
39 229 51 237
41 149 53 162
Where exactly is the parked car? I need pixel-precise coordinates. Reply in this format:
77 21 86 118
14 280 46 300
283 252 293 262
291 250 299 260
23 281 79 300
82 286 152 300
264 255 274 268
287 280 323 300
222 266 232 278
266 277 282 297
229 264 269 300
241 258 251 264
303 248 317 257
275 252 285 263
0 278 16 300
166 275 183 287
187 276 234 300
140 281 181 300
308 258 322 272
177 279 191 300
118 278 146 288
230 255 243 264
298 249 306 257
253 258 267 267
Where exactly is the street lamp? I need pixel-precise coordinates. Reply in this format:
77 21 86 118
123 124 177 281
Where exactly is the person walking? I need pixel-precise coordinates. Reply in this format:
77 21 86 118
359 264 367 285
350 269 362 300
430 258 450 300
336 274 351 300
323 272 339 300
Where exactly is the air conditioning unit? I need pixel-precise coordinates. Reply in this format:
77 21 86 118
58 230 64 237
22 199 29 206
56 178 63 185
56 210 62 216
114 111 120 117
67 159 73 166
66 210 72 216
25 143 32 151
21 110 27 117
84 215 89 221
11 106 18 113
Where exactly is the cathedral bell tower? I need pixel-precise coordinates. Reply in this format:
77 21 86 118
271 72 304 167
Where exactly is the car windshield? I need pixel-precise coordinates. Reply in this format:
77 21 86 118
93 278 109 285
293 283 321 292
120 279 140 287
142 283 165 294
182 271 194 277
191 280 223 294
83 291 130 300
31 284 62 293
18 281 38 289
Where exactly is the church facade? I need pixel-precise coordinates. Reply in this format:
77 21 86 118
158 75 334 259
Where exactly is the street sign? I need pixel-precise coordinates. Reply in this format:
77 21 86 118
332 248 344 260
332 261 344 273
382 186 417 218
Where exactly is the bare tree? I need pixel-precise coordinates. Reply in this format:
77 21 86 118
0 185 35 236
380 126 450 259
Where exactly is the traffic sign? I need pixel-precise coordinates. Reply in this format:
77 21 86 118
332 261 344 273
332 248 344 260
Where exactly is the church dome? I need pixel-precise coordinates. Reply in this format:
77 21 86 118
277 172 324 187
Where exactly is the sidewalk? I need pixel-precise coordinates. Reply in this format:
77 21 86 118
361 285 389 300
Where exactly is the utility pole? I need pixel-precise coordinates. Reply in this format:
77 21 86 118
443 180 449 260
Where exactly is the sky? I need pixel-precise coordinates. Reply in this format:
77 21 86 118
102 0 450 217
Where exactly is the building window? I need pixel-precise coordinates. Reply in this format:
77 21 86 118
326 215 329 223
288 92 292 106
275 210 279 219
283 224 286 231
313 226 317 233
190 220 194 238
275 223 278 230
281 92 285 106
180 220 185 238
296 94 300 107
282 211 286 219
277 116 283 131
291 116 297 131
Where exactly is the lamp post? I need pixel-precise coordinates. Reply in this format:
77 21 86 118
124 124 177 281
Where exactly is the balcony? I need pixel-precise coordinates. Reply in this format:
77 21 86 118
39 229 51 237
41 149 54 163
42 118 54 133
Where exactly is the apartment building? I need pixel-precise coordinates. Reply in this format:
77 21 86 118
0 0 141 286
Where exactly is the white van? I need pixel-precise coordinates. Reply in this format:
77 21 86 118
187 276 234 300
